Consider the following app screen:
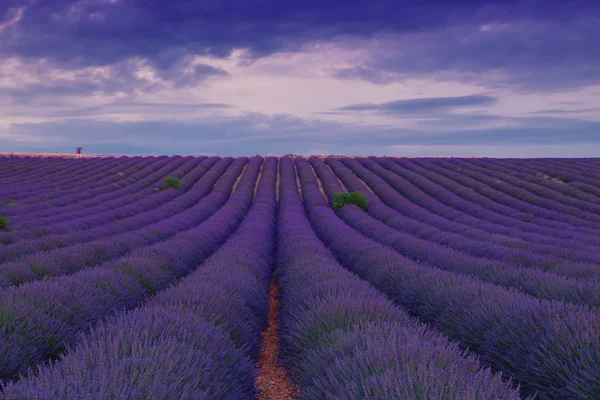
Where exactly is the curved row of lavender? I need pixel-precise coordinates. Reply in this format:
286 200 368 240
0 155 598 399
318 158 600 263
0 159 225 253
393 158 600 229
0 157 216 247
7 157 202 223
340 157 600 247
0 157 151 204
1 157 279 399
366 158 600 236
0 157 263 380
295 158 600 399
416 158 600 225
1 157 525 399
0 157 194 226
0 158 247 288
0 157 178 242
307 158 600 307
277 157 523 399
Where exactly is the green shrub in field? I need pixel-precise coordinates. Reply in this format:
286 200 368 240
332 191 369 212
163 177 181 190
0 216 8 231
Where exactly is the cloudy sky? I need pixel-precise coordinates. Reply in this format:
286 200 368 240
0 0 599 156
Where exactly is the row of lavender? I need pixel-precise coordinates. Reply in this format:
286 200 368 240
400 157 600 227
366 158 600 238
297 158 600 399
330 157 600 264
2 157 526 399
0 157 211 251
0 156 196 226
0 158 598 398
342 157 600 250
0 158 244 288
276 157 523 399
1 157 278 398
309 158 600 308
0 157 149 205
365 156 600 262
0 157 263 380
479 158 600 199
0 156 186 246
1 159 224 261
317 157 600 311
6 157 203 224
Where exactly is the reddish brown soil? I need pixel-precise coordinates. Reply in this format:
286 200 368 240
232 163 249 192
254 161 265 199
256 280 300 400
306 161 328 199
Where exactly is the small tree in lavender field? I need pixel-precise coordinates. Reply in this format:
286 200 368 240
0 216 8 231
163 176 181 190
332 191 369 212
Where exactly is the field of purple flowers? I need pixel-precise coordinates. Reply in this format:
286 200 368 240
0 155 598 399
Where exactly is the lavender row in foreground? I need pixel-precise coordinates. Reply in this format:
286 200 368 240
277 157 523 400
0 157 264 381
295 157 600 400
0 157 278 400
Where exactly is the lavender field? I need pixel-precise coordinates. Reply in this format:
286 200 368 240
0 155 599 400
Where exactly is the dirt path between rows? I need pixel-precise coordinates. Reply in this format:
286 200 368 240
255 279 300 400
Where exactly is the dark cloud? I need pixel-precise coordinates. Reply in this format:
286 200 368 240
1 1 597 66
1 0 599 157
334 95 497 114
147 52 230 89
332 15 600 91
0 1 597 94
1 58 228 104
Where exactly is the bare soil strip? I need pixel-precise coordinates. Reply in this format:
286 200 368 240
256 279 300 400
231 163 249 192
324 159 349 192
348 162 377 196
306 160 329 199
292 160 303 200
254 160 266 199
